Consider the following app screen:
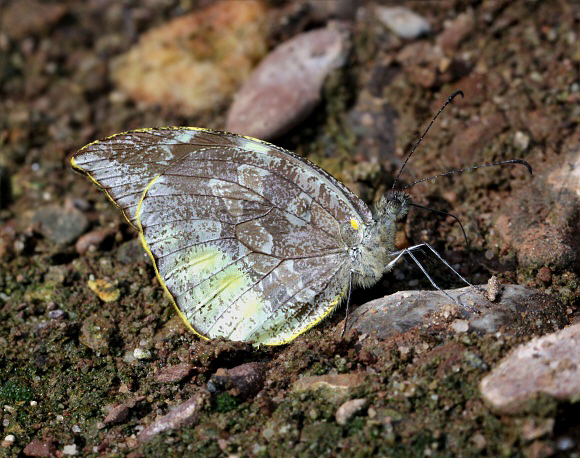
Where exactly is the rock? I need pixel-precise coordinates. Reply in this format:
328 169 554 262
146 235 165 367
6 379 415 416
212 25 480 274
62 444 78 455
226 23 351 140
486 275 501 302
0 0 66 40
111 1 268 117
292 373 369 404
493 149 579 270
376 6 431 40
133 348 151 360
0 221 17 260
138 392 208 443
103 404 130 425
436 12 475 51
23 439 57 457
480 323 580 414
87 279 120 302
209 362 267 399
537 267 552 284
345 285 567 339
335 398 368 425
155 364 193 384
102 397 144 426
1 434 15 447
75 228 110 255
48 309 66 320
555 436 576 452
450 319 469 333
115 239 147 264
31 204 89 245
79 315 117 354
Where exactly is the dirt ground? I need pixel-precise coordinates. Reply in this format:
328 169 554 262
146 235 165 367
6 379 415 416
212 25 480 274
0 0 578 456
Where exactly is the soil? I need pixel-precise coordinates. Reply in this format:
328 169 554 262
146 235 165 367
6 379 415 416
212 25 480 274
0 0 578 457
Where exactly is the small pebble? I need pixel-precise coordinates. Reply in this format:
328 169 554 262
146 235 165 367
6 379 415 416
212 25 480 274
155 364 193 384
87 279 120 302
62 444 78 455
209 362 268 399
138 393 208 443
23 439 57 456
48 309 66 320
104 404 130 425
555 436 575 451
487 276 501 302
31 204 88 246
133 348 151 360
335 398 368 425
537 266 552 284
110 1 268 117
75 228 109 255
436 12 475 51
451 319 469 333
1 435 15 447
480 322 580 413
514 131 530 150
376 6 430 39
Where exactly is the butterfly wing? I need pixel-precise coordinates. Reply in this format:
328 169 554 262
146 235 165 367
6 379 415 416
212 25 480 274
72 128 372 344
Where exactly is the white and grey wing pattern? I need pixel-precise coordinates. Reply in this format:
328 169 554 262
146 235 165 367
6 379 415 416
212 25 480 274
72 127 372 344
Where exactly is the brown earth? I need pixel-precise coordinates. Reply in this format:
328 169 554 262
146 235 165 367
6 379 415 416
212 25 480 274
0 1 578 456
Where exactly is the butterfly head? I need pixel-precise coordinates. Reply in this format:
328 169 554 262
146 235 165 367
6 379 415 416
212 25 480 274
374 191 411 223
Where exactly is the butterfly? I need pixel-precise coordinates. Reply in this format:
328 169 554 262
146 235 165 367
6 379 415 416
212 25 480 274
71 93 531 345
71 126 420 345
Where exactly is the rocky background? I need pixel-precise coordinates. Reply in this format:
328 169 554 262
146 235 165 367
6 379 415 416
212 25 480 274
0 0 578 456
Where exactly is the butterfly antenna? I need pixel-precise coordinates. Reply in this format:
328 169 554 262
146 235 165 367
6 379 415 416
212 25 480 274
402 159 533 190
391 90 464 193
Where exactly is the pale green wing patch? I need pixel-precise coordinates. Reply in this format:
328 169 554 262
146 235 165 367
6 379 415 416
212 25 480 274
137 169 348 344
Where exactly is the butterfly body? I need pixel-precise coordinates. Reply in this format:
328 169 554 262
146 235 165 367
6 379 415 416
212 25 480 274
72 127 408 345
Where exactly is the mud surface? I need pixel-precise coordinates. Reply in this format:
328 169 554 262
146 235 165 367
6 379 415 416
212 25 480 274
0 1 578 456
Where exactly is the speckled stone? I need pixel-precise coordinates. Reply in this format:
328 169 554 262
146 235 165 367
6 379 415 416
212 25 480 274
209 362 267 399
345 285 567 339
480 323 580 413
226 23 351 140
138 392 208 443
110 1 268 116
31 204 88 246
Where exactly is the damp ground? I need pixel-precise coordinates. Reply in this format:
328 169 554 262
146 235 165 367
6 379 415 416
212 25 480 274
0 1 578 456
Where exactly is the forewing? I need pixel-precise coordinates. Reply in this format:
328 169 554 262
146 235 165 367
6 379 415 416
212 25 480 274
71 128 372 228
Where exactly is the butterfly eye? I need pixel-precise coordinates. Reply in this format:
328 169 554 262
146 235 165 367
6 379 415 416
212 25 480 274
376 192 410 222
393 194 410 221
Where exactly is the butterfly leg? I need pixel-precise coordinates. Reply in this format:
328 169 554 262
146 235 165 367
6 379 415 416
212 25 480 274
388 243 478 312
414 243 474 288
402 246 459 305
341 271 353 337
